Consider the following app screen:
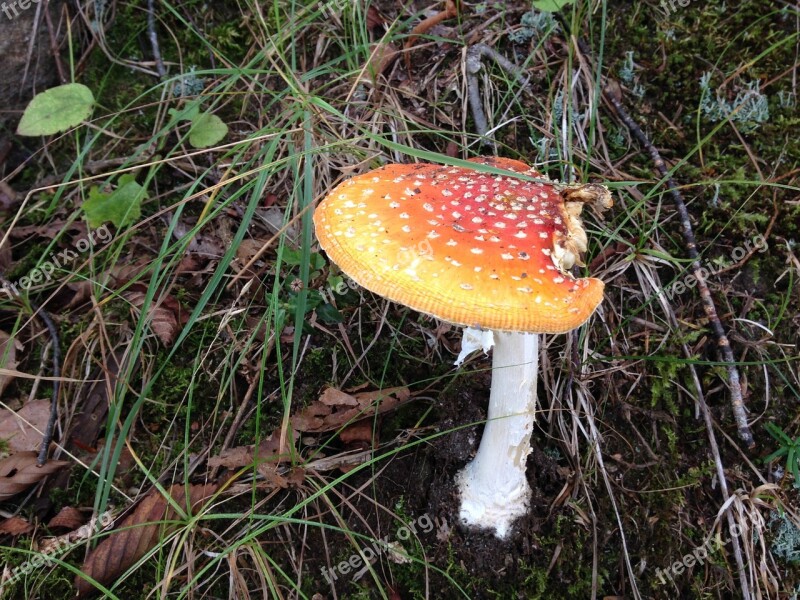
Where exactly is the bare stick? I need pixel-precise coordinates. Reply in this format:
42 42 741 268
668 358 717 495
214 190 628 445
147 0 166 78
35 304 61 465
465 43 528 146
604 84 754 450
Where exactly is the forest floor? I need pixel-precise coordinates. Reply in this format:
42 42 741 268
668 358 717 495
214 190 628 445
0 1 799 598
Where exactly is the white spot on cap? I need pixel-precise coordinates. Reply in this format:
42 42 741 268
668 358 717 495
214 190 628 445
446 239 457 246
401 225 411 233
471 247 483 254
423 203 434 212
400 212 410 219
390 202 400 208
460 283 473 290
501 253 514 260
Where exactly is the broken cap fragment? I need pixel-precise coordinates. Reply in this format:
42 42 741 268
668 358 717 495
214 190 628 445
313 156 608 333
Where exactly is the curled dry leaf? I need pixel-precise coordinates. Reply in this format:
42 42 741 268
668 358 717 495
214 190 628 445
0 399 52 452
0 231 11 272
39 510 114 555
123 285 188 346
0 516 33 536
0 452 70 501
365 42 399 80
291 386 410 433
0 330 22 396
48 506 87 531
75 483 218 597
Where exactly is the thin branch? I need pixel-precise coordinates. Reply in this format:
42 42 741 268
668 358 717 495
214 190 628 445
604 84 754 450
465 43 528 147
146 0 166 79
35 304 61 466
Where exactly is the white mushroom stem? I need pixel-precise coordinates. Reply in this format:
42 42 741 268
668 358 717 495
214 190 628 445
456 330 539 538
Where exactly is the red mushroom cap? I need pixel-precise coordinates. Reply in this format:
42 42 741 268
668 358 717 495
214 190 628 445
313 157 607 333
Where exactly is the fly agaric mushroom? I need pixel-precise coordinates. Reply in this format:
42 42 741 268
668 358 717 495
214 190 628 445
313 157 611 538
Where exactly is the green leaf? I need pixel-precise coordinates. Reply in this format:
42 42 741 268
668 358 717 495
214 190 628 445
531 0 572 12
188 112 228 148
316 302 343 324
17 83 95 136
168 104 200 123
82 174 145 228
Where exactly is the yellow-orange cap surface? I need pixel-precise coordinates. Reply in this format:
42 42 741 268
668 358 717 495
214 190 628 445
313 157 605 333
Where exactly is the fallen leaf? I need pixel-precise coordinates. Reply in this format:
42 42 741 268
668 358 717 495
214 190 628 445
339 419 377 447
0 331 22 396
48 506 87 531
291 386 410 433
0 182 17 212
39 510 113 555
0 399 52 452
365 42 400 79
123 286 187 346
75 483 218 597
207 431 296 470
0 516 33 536
16 83 95 136
0 230 11 272
366 5 386 30
0 452 70 501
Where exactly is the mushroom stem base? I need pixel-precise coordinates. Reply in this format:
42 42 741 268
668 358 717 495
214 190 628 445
456 331 538 539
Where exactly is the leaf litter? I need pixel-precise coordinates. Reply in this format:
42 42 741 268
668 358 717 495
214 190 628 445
75 483 219 597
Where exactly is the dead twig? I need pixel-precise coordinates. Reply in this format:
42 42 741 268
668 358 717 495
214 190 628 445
603 82 754 451
146 0 166 78
34 304 61 466
464 43 528 147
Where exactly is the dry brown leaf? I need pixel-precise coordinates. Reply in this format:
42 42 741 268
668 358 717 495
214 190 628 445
0 330 21 396
0 230 11 272
207 431 296 470
75 483 218 597
291 386 410 433
0 181 17 212
0 452 70 501
0 399 52 452
339 419 377 447
0 516 33 536
123 286 187 346
365 42 399 79
366 5 386 30
48 506 87 531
